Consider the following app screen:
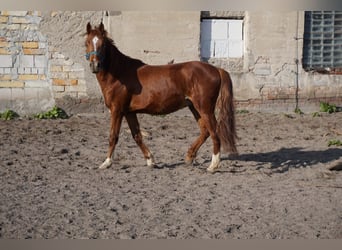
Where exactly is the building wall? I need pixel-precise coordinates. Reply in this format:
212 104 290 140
236 11 303 111
105 11 201 64
0 11 201 114
0 11 341 114
206 11 341 112
0 11 104 114
39 11 103 100
0 11 54 114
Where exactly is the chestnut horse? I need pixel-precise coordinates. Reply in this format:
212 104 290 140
85 22 237 172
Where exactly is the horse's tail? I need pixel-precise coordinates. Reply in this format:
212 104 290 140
216 68 238 154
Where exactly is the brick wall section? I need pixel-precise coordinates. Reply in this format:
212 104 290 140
49 49 87 99
0 11 55 114
0 11 88 114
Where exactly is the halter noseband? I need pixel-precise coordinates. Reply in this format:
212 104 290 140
85 36 103 62
85 35 107 71
85 51 100 60
85 50 104 72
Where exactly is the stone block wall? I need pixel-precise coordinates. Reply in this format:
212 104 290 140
0 11 54 114
49 49 87 99
0 11 92 115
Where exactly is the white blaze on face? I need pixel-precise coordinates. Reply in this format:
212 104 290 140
92 36 99 52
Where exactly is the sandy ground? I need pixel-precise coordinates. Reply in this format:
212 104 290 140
0 109 341 239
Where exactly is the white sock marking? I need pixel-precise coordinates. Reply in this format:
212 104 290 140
146 153 155 167
207 153 221 173
99 157 112 169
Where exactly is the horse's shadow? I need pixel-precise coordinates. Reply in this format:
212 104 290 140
155 147 342 173
230 147 342 173
154 161 187 170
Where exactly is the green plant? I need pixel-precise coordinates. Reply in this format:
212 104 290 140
34 106 68 119
328 139 342 147
0 109 19 120
320 102 337 114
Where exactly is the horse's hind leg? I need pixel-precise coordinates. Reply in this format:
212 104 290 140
185 103 210 165
125 113 155 167
202 113 221 173
188 100 221 172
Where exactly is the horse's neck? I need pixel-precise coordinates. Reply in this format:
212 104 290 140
105 41 145 77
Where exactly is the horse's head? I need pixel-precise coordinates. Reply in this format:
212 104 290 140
85 22 106 73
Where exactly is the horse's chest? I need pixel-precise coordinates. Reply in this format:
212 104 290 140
100 82 128 110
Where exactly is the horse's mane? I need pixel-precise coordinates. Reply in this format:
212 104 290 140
100 36 145 77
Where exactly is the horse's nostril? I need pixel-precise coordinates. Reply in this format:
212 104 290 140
90 61 99 73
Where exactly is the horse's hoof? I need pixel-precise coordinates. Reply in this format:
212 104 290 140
99 158 112 169
185 156 194 165
206 166 218 173
146 157 155 167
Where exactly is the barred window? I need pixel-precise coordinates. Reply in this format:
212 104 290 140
303 11 342 74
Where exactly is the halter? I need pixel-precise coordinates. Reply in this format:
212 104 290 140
85 51 100 60
85 36 102 61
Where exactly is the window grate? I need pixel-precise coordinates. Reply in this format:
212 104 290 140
303 11 342 72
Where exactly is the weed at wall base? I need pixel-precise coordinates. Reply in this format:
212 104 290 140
0 110 19 120
34 106 68 119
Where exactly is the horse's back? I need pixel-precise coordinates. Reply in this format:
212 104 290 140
138 61 221 87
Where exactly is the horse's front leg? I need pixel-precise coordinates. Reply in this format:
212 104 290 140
99 110 123 169
125 113 155 167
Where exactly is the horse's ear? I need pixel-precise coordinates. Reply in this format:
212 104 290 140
86 22 92 34
99 22 106 36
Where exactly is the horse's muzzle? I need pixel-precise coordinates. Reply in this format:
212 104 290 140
90 61 100 73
